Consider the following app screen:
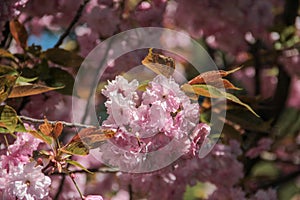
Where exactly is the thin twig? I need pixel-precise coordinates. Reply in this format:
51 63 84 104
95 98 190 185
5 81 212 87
0 21 11 48
52 167 119 175
53 0 90 48
54 175 66 200
129 184 133 200
19 115 95 129
69 174 84 199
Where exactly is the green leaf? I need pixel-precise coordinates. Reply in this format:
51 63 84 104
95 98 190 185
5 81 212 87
181 83 222 98
0 116 26 134
14 118 27 132
44 68 74 95
66 160 94 174
42 48 83 68
61 140 89 156
0 65 18 76
27 129 53 145
137 80 150 91
184 181 216 200
0 105 18 133
251 161 279 178
275 108 300 136
0 49 16 60
61 128 115 156
9 19 28 49
0 75 18 103
224 92 259 117
8 83 64 98
16 76 38 84
181 84 259 117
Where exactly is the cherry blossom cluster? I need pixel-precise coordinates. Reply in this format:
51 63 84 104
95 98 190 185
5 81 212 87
0 130 51 199
100 75 210 169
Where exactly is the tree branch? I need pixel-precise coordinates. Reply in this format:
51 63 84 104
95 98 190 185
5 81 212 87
19 115 95 129
52 167 119 175
54 0 90 48
54 175 66 200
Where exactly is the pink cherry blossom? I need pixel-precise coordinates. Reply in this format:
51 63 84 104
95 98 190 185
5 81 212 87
1 130 42 170
85 195 103 200
0 161 51 200
168 0 278 55
100 74 204 171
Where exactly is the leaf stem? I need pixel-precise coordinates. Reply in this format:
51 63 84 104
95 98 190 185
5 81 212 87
69 173 85 200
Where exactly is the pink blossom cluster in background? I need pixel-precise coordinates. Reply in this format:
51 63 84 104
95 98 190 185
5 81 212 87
169 0 281 55
112 141 277 200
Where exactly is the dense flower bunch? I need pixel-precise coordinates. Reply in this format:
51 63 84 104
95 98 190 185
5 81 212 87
100 75 209 170
0 0 299 199
0 130 51 199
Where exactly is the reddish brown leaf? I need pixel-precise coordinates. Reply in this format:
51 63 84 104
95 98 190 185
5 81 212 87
62 128 116 155
208 79 242 90
28 129 53 145
9 19 28 49
39 119 53 136
188 67 241 85
181 84 259 117
8 83 63 98
221 79 242 90
71 128 116 147
142 48 175 78
53 122 63 138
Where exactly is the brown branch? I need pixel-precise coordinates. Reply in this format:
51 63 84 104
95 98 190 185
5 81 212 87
52 167 119 175
19 115 95 129
54 0 90 48
0 21 11 48
54 175 66 200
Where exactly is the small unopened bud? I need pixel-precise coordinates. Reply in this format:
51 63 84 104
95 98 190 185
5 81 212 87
70 173 76 179
37 158 44 166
